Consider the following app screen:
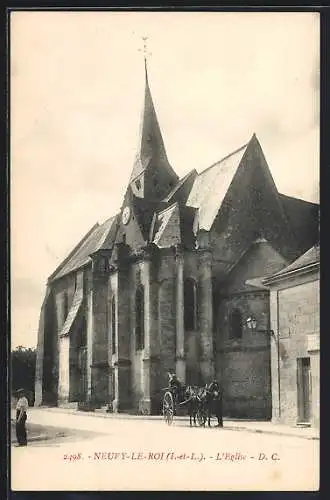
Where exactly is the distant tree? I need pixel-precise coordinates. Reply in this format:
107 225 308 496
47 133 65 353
11 346 36 405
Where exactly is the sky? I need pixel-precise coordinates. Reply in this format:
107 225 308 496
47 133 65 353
10 11 319 349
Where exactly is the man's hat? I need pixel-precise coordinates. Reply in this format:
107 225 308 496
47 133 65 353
16 388 24 394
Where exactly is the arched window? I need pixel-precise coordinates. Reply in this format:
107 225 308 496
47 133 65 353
184 278 197 331
229 309 243 339
111 296 116 354
77 316 87 347
135 286 145 350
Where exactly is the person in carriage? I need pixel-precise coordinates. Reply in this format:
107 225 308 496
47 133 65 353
167 372 184 401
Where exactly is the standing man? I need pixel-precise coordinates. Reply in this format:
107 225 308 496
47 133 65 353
15 388 28 446
207 380 224 428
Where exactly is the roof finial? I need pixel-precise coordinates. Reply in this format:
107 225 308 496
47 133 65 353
138 36 151 83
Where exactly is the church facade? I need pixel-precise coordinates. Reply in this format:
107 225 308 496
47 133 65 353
35 65 319 418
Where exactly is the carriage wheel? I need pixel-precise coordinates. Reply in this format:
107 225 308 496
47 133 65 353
163 391 174 425
197 407 207 427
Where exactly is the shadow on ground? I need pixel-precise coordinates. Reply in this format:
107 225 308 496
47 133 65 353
11 420 106 447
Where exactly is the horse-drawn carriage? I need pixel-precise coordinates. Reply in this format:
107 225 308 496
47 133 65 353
162 373 223 428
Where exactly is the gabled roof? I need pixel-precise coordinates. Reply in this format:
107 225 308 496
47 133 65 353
263 244 319 286
151 202 181 248
279 193 319 253
221 237 288 294
131 193 170 242
268 244 319 278
162 169 198 204
149 201 196 250
49 215 119 282
186 143 248 231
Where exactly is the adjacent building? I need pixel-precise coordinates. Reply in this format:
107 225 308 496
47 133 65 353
264 244 320 428
35 64 319 418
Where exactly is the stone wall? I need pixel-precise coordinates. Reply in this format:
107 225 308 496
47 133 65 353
110 265 132 412
130 262 145 411
212 241 286 419
36 286 58 405
269 272 319 427
48 274 77 404
90 269 109 406
130 255 163 414
216 291 271 419
183 251 205 384
157 253 177 406
58 336 70 403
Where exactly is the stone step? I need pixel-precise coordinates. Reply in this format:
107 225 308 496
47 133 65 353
58 402 79 410
96 404 113 413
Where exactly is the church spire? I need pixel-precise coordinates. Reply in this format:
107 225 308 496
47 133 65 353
129 39 178 197
144 50 148 86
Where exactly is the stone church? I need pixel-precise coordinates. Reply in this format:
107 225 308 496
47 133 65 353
35 63 319 418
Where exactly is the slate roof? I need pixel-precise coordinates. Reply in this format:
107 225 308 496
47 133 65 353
49 215 119 282
279 193 319 253
130 64 177 184
162 169 198 204
275 244 319 274
59 271 84 337
48 133 319 283
151 203 181 248
222 238 288 294
186 143 248 231
149 201 196 250
131 194 170 242
264 244 319 282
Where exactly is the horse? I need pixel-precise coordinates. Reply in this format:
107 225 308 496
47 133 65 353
179 385 202 427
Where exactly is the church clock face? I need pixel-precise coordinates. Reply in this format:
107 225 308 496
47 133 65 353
122 206 131 225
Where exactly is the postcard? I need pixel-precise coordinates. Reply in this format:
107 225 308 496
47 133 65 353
10 10 320 491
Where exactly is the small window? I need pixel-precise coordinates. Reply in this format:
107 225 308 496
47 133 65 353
229 309 243 339
135 286 145 350
135 179 141 190
111 297 116 354
184 278 198 331
98 258 107 273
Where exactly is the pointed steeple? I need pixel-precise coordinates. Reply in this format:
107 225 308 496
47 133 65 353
129 57 178 198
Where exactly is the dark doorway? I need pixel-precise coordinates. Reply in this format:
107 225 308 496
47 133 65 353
297 357 312 423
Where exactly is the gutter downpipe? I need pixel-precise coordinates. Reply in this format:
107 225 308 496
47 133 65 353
276 290 281 420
